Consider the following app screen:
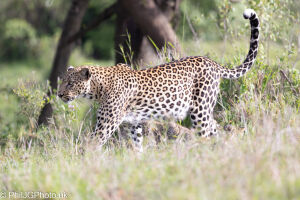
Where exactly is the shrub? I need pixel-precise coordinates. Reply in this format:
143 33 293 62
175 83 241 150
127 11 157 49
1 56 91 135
0 19 39 61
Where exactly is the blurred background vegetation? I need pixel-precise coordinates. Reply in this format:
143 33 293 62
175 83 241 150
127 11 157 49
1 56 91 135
1 0 299 128
0 0 299 62
0 0 300 198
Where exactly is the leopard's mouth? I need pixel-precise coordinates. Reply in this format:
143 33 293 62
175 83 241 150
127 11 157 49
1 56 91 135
60 96 75 103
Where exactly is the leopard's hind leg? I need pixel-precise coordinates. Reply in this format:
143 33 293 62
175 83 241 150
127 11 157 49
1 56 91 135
130 124 144 153
190 77 220 136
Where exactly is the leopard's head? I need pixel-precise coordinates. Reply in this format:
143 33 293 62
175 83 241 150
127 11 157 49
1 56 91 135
58 66 91 103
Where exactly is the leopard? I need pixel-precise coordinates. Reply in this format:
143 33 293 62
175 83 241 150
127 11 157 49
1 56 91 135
58 9 259 152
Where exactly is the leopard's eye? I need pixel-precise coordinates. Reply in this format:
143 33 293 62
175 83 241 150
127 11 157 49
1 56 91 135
67 82 73 87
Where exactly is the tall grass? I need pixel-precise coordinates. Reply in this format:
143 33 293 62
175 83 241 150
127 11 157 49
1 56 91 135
1 111 299 199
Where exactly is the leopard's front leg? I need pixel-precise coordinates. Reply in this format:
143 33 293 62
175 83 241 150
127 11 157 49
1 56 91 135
89 72 137 149
90 104 124 147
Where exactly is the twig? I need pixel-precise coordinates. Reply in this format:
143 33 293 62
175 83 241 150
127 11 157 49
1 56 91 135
186 14 198 40
279 70 299 97
63 3 117 47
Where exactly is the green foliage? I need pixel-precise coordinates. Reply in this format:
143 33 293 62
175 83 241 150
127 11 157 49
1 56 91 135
180 0 300 43
13 76 47 126
82 20 115 60
0 19 38 60
0 0 117 62
0 0 68 63
179 0 219 40
0 0 69 35
81 0 116 60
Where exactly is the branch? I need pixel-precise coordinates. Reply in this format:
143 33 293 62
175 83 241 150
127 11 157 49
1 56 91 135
186 14 198 40
64 3 117 46
279 70 299 97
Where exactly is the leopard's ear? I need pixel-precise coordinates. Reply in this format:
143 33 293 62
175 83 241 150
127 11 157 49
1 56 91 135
79 68 91 80
67 66 74 72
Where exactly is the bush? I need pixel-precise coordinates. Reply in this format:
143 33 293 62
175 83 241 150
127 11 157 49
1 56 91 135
0 19 39 61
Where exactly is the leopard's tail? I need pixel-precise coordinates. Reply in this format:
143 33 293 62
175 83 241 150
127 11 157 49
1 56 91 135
220 9 260 79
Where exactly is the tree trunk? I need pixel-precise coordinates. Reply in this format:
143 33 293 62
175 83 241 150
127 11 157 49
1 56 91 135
114 3 144 68
38 0 90 126
155 0 181 27
120 0 180 50
115 0 181 67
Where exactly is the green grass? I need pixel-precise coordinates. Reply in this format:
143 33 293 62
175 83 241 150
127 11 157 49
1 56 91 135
0 40 299 199
1 117 300 199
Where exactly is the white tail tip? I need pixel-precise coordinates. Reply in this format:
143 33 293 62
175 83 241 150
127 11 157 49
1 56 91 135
243 9 256 19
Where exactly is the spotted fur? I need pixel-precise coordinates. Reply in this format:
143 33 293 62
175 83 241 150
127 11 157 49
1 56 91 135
58 9 259 152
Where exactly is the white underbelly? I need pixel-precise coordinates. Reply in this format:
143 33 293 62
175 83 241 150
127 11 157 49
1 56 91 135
122 105 190 124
